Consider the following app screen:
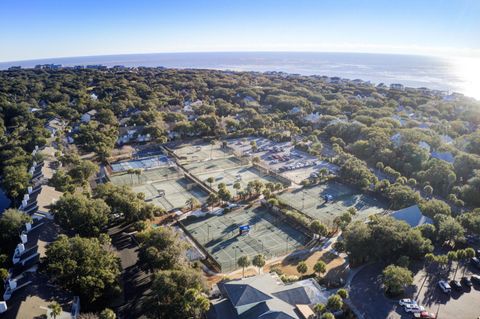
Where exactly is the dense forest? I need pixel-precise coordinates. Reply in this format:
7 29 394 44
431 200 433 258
1 67 480 210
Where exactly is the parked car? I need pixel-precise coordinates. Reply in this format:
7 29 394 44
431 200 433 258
471 257 480 269
414 311 437 319
461 276 473 287
471 275 480 284
450 280 462 291
438 280 451 293
399 298 417 307
404 304 425 313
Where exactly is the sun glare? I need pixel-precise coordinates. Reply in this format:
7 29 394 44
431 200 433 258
452 57 480 100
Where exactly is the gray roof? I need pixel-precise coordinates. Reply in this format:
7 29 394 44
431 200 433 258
223 283 272 307
212 274 328 319
390 205 433 227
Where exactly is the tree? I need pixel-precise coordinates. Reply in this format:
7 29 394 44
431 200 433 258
296 261 308 275
206 193 219 210
0 209 31 255
252 254 266 274
45 235 121 305
99 308 116 319
326 294 343 311
94 183 164 222
1 164 31 200
437 216 465 246
206 177 214 189
322 313 335 319
237 256 250 277
137 227 188 271
382 265 413 296
423 185 433 197
68 159 98 185
51 194 110 237
313 303 326 316
185 197 200 210
337 288 349 299
313 261 327 277
233 182 241 198
144 267 208 319
48 301 62 319
310 220 328 237
217 185 232 202
419 199 451 219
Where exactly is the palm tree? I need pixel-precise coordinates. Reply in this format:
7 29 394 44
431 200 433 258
233 182 241 199
206 177 214 189
48 301 62 319
237 256 250 278
210 140 216 159
252 254 266 274
313 260 327 278
296 261 308 276
185 197 200 211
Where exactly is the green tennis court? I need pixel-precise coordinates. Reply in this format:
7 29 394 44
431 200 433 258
109 166 208 212
182 205 310 272
278 181 387 225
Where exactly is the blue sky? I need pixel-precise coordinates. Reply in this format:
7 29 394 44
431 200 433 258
0 0 479 62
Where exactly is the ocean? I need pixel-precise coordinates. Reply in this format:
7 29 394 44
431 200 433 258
0 52 477 99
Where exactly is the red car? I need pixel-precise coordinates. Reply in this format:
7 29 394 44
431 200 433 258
413 311 436 319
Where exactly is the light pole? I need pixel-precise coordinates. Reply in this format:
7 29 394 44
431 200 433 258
302 191 305 210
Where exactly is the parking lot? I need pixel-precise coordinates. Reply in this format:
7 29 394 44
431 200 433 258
350 262 480 319
227 137 339 184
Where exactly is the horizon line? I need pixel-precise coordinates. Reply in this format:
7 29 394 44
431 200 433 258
0 50 454 65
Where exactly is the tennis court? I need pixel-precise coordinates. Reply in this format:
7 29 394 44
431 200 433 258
182 205 309 272
173 142 230 163
109 166 208 212
110 155 171 173
182 156 246 175
196 165 283 193
133 178 208 212
109 166 182 186
278 182 387 225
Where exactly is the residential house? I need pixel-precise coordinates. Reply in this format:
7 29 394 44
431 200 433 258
117 126 152 145
81 109 97 123
45 118 65 138
207 273 328 319
390 83 405 91
431 151 455 164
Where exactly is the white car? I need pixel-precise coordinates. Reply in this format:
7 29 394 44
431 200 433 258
399 298 417 307
438 280 451 293
404 304 425 313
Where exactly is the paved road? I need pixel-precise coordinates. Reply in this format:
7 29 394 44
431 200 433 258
349 263 480 319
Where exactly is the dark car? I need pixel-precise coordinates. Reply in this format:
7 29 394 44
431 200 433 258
471 257 480 269
461 276 473 287
471 275 480 284
450 280 462 291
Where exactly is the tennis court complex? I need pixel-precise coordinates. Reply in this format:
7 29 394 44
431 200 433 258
278 182 387 225
109 166 208 212
182 205 310 272
173 142 230 163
